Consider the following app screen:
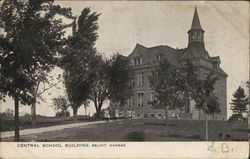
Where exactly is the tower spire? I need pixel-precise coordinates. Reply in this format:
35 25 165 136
190 6 203 31
188 6 205 46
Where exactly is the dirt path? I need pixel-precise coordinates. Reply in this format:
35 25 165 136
0 120 110 139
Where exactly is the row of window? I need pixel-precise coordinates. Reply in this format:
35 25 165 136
127 92 155 108
189 31 203 41
129 74 144 87
131 55 161 66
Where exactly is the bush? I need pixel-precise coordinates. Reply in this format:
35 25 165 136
126 131 146 141
228 114 247 122
55 111 70 118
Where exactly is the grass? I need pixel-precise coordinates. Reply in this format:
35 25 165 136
0 115 99 132
1 118 248 141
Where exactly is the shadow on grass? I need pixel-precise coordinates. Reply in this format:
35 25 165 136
168 134 201 140
144 123 176 126
231 128 249 133
125 131 146 141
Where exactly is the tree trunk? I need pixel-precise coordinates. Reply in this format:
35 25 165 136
31 100 36 125
73 108 78 121
84 106 87 116
64 110 67 119
165 107 168 127
213 114 215 120
14 97 20 142
205 114 208 141
199 109 201 120
96 107 101 119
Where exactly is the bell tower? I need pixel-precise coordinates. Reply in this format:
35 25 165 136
188 7 205 47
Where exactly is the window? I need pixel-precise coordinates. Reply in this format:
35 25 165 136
127 99 133 108
137 74 143 86
134 59 137 66
155 55 161 62
133 57 142 66
129 78 135 87
139 57 142 65
151 114 155 118
137 114 141 117
150 93 154 102
137 93 144 107
158 114 162 118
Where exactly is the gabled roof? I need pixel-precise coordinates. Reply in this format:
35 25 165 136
148 45 179 64
128 43 148 58
128 43 179 65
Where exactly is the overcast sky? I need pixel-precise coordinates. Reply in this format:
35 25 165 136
0 1 249 118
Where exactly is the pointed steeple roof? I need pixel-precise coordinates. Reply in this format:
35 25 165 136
189 6 204 31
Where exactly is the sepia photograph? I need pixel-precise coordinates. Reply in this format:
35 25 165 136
0 0 249 158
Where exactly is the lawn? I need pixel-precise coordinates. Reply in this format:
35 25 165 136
0 115 99 132
1 118 248 141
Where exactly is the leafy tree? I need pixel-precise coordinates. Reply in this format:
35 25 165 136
149 58 220 127
192 73 219 140
0 0 73 141
52 96 70 118
193 73 219 119
88 54 132 119
205 95 220 120
149 59 187 126
63 70 92 119
230 86 248 117
59 7 100 120
108 53 132 107
88 55 109 119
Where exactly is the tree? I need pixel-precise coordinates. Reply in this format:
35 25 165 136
230 86 248 117
63 70 92 119
107 53 132 107
88 55 109 119
30 71 62 125
0 0 73 141
88 53 132 119
59 7 100 120
205 95 220 120
149 59 187 126
52 96 70 118
193 73 219 140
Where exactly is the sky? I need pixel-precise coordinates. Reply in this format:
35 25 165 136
0 1 249 118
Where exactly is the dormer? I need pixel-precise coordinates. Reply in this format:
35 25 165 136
211 56 221 69
153 54 162 63
132 56 143 66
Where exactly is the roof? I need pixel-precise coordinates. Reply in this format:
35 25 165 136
128 43 179 65
189 7 204 32
210 56 221 63
179 44 210 60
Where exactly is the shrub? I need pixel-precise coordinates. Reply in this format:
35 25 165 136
228 114 247 122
